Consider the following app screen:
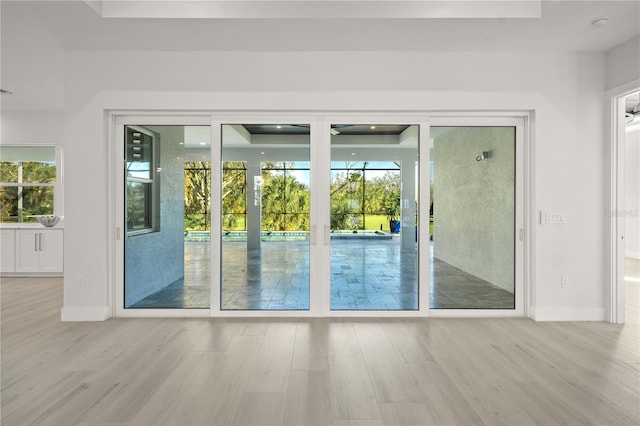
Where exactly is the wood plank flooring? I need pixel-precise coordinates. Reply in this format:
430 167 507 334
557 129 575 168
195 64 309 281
2 275 639 426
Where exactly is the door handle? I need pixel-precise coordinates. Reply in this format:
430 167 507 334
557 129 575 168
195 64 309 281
310 224 316 246
324 225 330 246
39 233 44 252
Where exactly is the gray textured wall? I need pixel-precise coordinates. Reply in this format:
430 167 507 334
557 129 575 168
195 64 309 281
125 126 185 307
432 127 515 292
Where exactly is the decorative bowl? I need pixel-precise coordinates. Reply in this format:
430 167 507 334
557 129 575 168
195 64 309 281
36 215 62 227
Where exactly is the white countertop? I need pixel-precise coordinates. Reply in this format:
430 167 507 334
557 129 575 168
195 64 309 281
0 223 64 230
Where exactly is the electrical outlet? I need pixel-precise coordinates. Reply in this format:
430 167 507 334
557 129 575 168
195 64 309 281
77 275 85 288
561 276 569 288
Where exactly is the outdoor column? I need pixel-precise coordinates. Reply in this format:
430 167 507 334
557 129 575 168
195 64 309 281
400 154 417 250
246 159 262 250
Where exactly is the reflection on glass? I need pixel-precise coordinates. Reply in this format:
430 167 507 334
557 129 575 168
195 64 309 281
430 126 515 309
221 124 311 310
126 181 152 231
125 125 211 309
330 124 419 311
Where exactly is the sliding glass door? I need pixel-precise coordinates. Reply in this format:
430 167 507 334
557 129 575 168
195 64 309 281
429 123 523 312
220 124 311 310
329 123 420 311
115 114 524 317
122 124 212 309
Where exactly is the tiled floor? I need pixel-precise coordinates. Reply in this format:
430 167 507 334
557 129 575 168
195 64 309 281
130 237 515 310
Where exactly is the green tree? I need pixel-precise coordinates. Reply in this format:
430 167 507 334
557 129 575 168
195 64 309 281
261 164 310 231
222 162 247 230
184 162 211 231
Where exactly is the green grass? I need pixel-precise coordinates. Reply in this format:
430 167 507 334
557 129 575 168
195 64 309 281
361 214 390 231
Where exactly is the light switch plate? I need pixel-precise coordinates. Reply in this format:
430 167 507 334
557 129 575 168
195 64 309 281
540 211 567 224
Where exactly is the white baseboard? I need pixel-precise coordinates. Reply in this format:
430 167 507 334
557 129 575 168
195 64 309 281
530 306 606 321
61 306 111 321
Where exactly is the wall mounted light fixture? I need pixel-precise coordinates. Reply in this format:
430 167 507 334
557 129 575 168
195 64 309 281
476 151 491 162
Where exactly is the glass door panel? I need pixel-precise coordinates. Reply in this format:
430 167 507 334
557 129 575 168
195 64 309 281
330 124 419 310
429 126 516 309
124 125 211 309
221 124 311 310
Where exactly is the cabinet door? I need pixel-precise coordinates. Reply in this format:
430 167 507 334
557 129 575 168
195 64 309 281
39 230 63 273
0 230 15 273
15 231 40 273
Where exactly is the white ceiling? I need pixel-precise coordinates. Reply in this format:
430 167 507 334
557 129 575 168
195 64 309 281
1 0 639 111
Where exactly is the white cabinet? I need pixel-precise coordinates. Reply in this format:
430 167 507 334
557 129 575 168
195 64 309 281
15 229 63 274
1 229 16 273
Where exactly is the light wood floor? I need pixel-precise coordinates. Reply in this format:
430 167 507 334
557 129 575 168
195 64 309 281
1 276 639 426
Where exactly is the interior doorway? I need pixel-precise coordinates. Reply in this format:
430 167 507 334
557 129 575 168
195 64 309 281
622 91 640 324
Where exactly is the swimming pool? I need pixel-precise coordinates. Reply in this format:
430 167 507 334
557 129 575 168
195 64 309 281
330 230 393 240
185 231 310 242
185 230 392 242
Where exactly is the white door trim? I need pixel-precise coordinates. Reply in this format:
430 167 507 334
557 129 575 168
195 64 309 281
606 80 640 324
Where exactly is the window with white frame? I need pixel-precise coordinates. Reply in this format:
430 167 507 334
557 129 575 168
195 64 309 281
125 126 159 234
0 146 58 223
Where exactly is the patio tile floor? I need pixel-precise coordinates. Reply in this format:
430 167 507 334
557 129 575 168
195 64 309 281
129 239 514 310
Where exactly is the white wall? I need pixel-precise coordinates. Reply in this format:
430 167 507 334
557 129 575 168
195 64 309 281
606 36 640 91
61 49 608 320
625 126 640 259
1 110 64 144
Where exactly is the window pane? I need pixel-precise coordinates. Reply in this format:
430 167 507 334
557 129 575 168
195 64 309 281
262 213 284 231
222 164 246 218
222 213 246 231
0 186 54 222
22 161 56 184
289 161 310 169
184 163 211 232
126 128 154 180
0 187 18 221
22 186 54 218
284 170 310 215
0 146 55 163
126 181 152 231
185 213 211 231
330 169 364 230
0 162 18 183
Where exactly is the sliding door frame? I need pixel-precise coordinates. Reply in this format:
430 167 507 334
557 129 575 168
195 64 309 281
210 114 320 316
427 116 527 317
110 111 530 318
112 114 213 318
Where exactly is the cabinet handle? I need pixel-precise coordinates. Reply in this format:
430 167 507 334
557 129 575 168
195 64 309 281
39 233 43 252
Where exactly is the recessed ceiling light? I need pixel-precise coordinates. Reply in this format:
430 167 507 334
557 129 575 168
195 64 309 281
591 17 609 27
276 125 282 129
199 142 206 145
370 126 376 129
261 152 265 155
351 152 356 156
